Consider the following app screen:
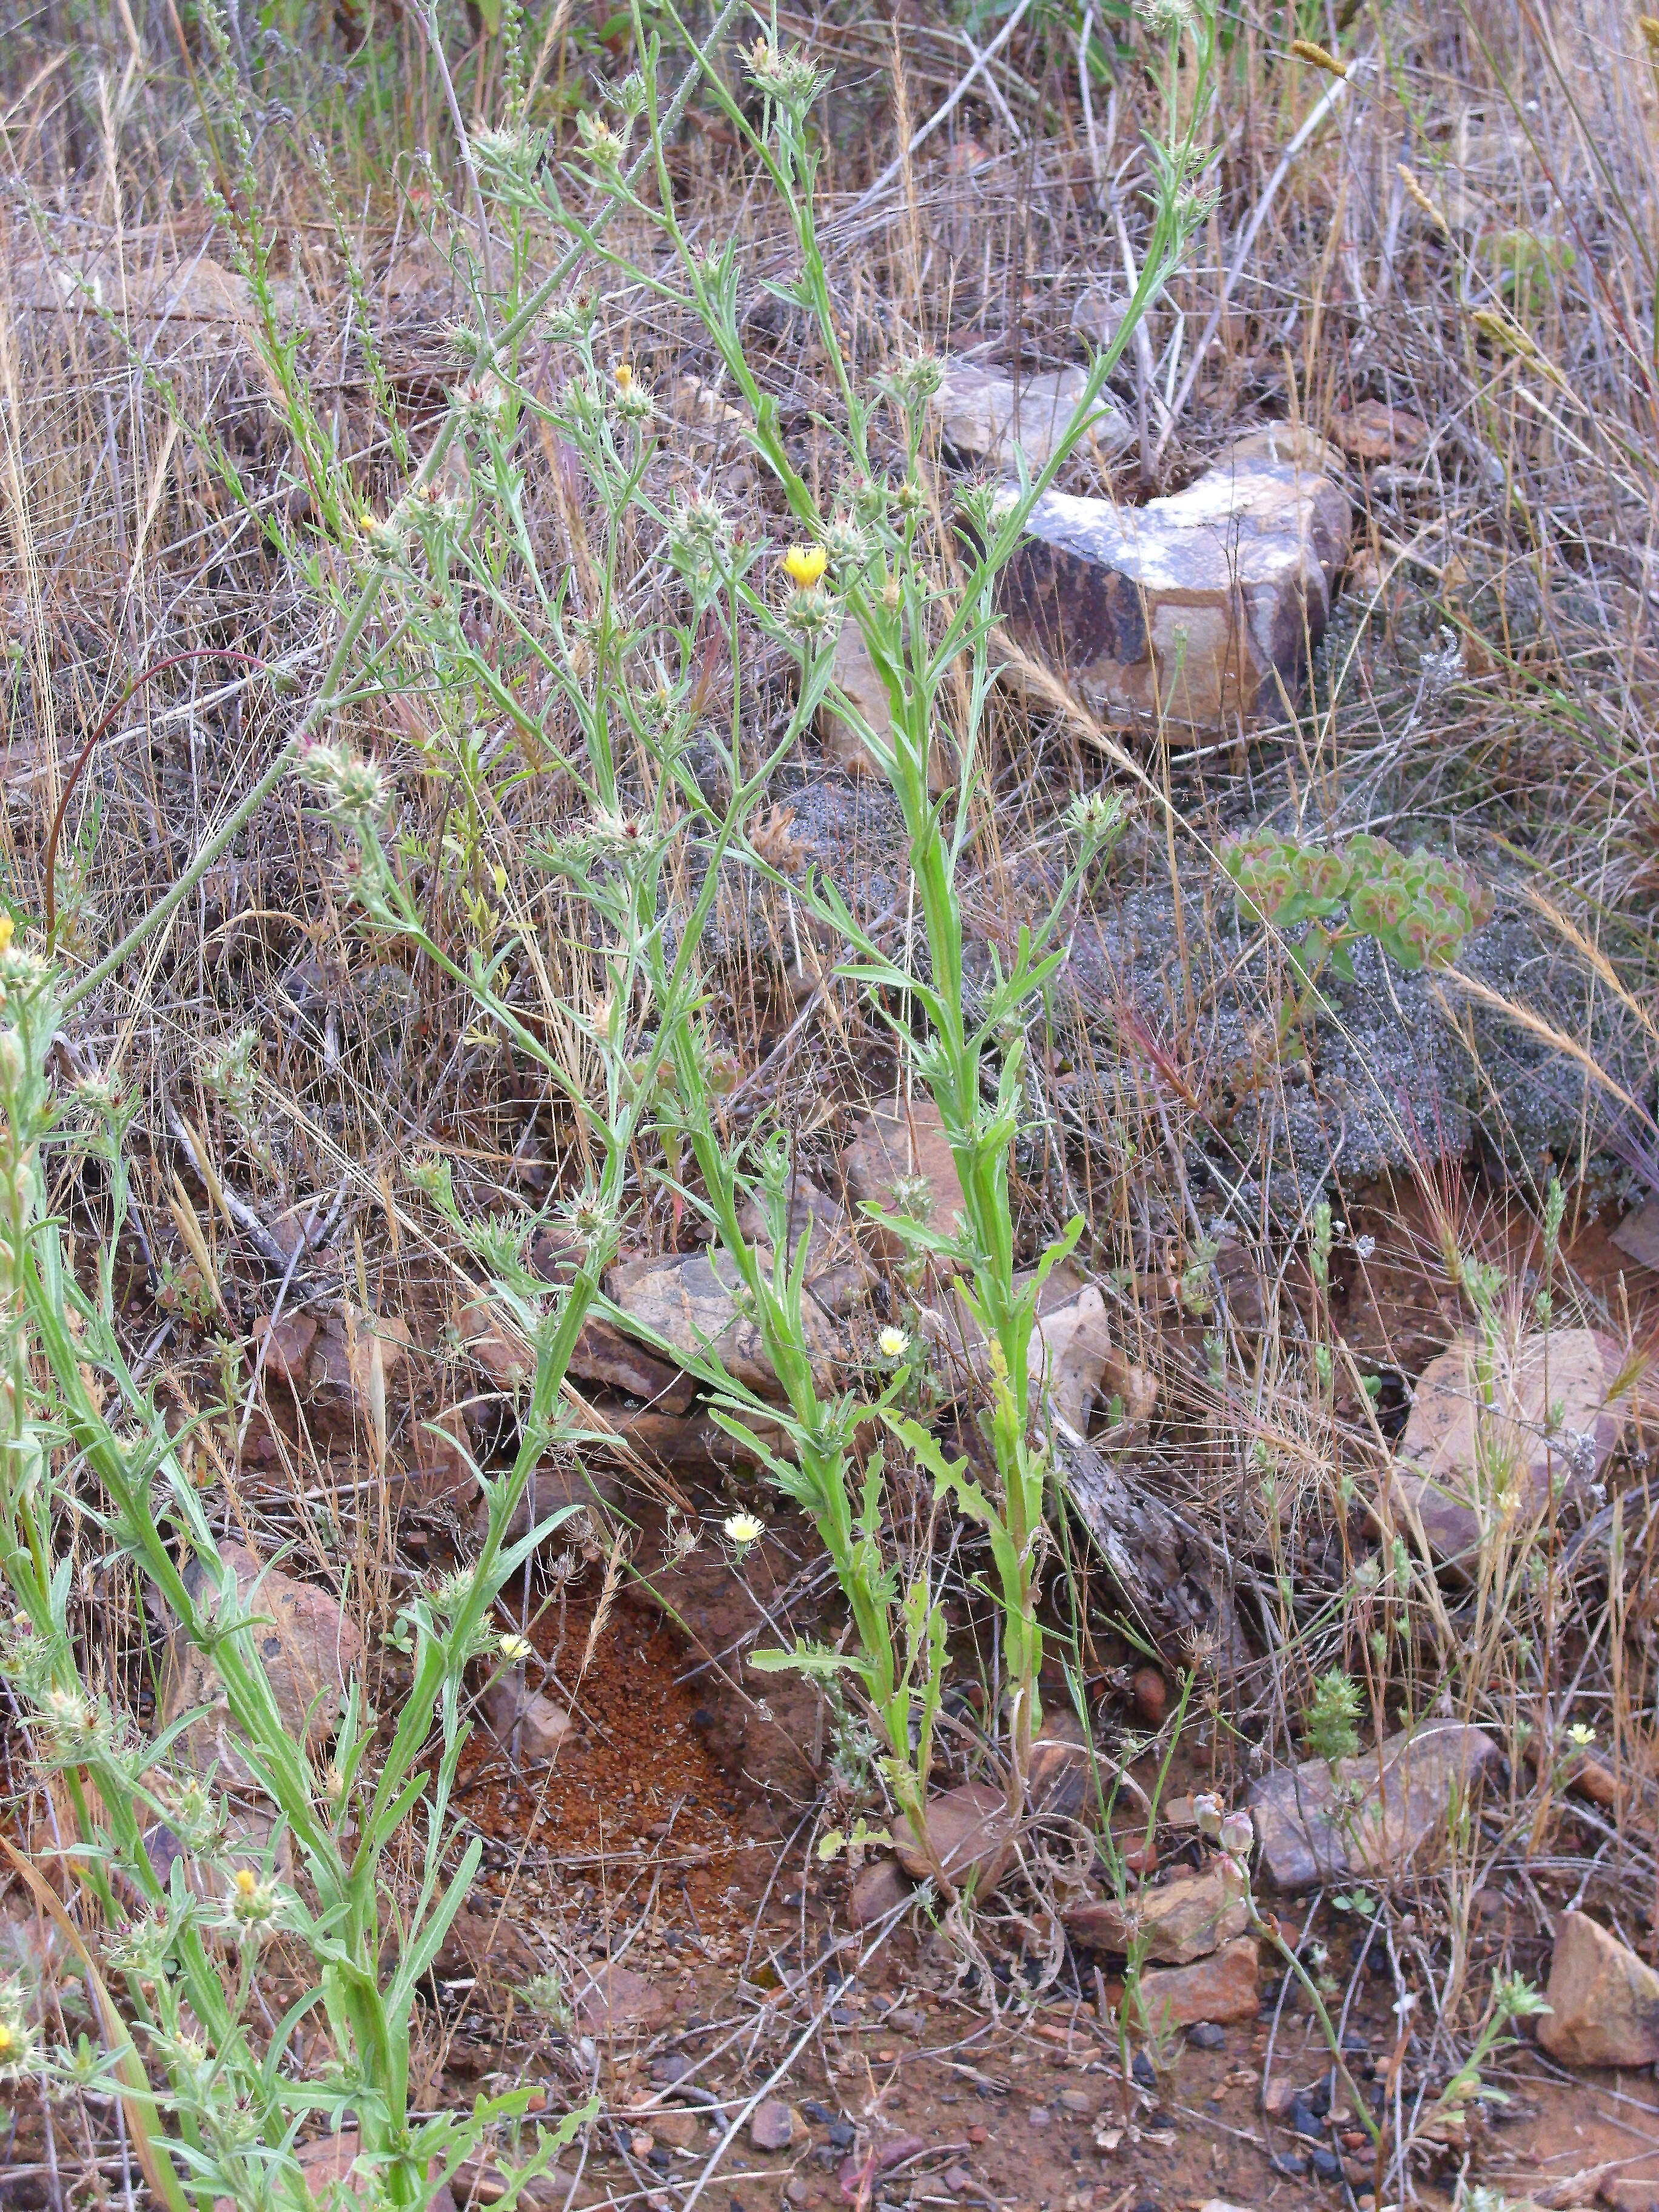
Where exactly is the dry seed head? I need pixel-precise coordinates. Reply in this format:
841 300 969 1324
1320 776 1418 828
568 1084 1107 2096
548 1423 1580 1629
1642 16 1659 55
1396 163 1446 232
1290 37 1346 75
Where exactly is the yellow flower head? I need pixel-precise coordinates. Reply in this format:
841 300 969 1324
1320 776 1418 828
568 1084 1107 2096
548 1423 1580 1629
877 1326 908 1360
783 543 828 588
233 1868 259 1898
0 2024 13 2055
0 916 16 954
615 362 634 392
723 1510 765 1547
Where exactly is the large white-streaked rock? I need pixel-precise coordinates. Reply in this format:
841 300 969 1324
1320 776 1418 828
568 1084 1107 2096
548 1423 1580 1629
998 427 1351 729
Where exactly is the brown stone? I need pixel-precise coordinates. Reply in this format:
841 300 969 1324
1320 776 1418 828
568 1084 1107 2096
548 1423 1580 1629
159 1543 362 1787
998 427 1350 731
1329 399 1430 465
609 1248 840 1396
460 1302 534 1393
736 1175 871 1321
1131 1667 1168 1728
892 1780 1019 1898
400 1405 478 1508
1247 1720 1500 1889
434 1902 542 1994
575 1961 671 2036
818 627 945 794
1065 1860 1247 1965
843 1096 967 1264
645 2109 702 2151
749 2101 797 2153
1535 1911 1659 2068
1389 1327 1632 1569
1028 1709 1092 1817
1612 1198 1659 1273
484 1455 622 1551
252 1310 317 1389
295 2129 457 2212
570 1312 696 1410
1601 2181 1659 2212
849 1855 915 1927
483 1670 572 1761
302 1306 414 1440
1133 1937 1260 2031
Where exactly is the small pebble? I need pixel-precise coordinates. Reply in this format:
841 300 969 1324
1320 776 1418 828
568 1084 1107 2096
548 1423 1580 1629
749 2100 797 2153
1027 2106 1051 2128
1057 2088 1093 2116
630 2132 655 2159
967 2126 989 2147
786 2181 812 2207
942 2168 974 2197
1187 2022 1226 2051
1131 1666 1167 1726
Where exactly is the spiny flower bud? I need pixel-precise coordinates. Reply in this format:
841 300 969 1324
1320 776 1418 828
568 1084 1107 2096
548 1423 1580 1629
298 740 391 824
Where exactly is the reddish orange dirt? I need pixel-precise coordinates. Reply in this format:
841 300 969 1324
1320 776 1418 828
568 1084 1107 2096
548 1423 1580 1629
456 1593 757 1935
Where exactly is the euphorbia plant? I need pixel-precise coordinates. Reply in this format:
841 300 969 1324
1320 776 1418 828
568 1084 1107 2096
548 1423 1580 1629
1222 829 1493 1042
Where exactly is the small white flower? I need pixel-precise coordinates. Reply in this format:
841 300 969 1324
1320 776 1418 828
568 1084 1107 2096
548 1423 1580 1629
877 1325 909 1361
1566 1721 1597 1748
497 1632 535 1663
1192 1790 1224 1841
723 1511 765 1551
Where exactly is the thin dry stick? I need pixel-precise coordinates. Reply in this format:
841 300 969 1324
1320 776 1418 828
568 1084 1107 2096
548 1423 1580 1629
1157 59 1362 455
844 0 1037 221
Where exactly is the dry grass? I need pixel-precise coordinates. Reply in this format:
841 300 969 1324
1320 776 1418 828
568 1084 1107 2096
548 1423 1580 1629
2 0 1659 2202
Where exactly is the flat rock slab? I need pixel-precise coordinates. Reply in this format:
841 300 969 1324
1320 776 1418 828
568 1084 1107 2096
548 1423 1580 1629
1612 1198 1659 1272
1133 1937 1260 2030
934 358 1131 470
1537 1910 1659 2068
1247 1720 1499 1889
609 1247 840 1395
1065 1858 1247 1965
575 1961 671 2036
1389 1327 1634 1568
892 1780 1018 1897
843 1095 967 1263
159 1542 363 1786
998 427 1350 729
